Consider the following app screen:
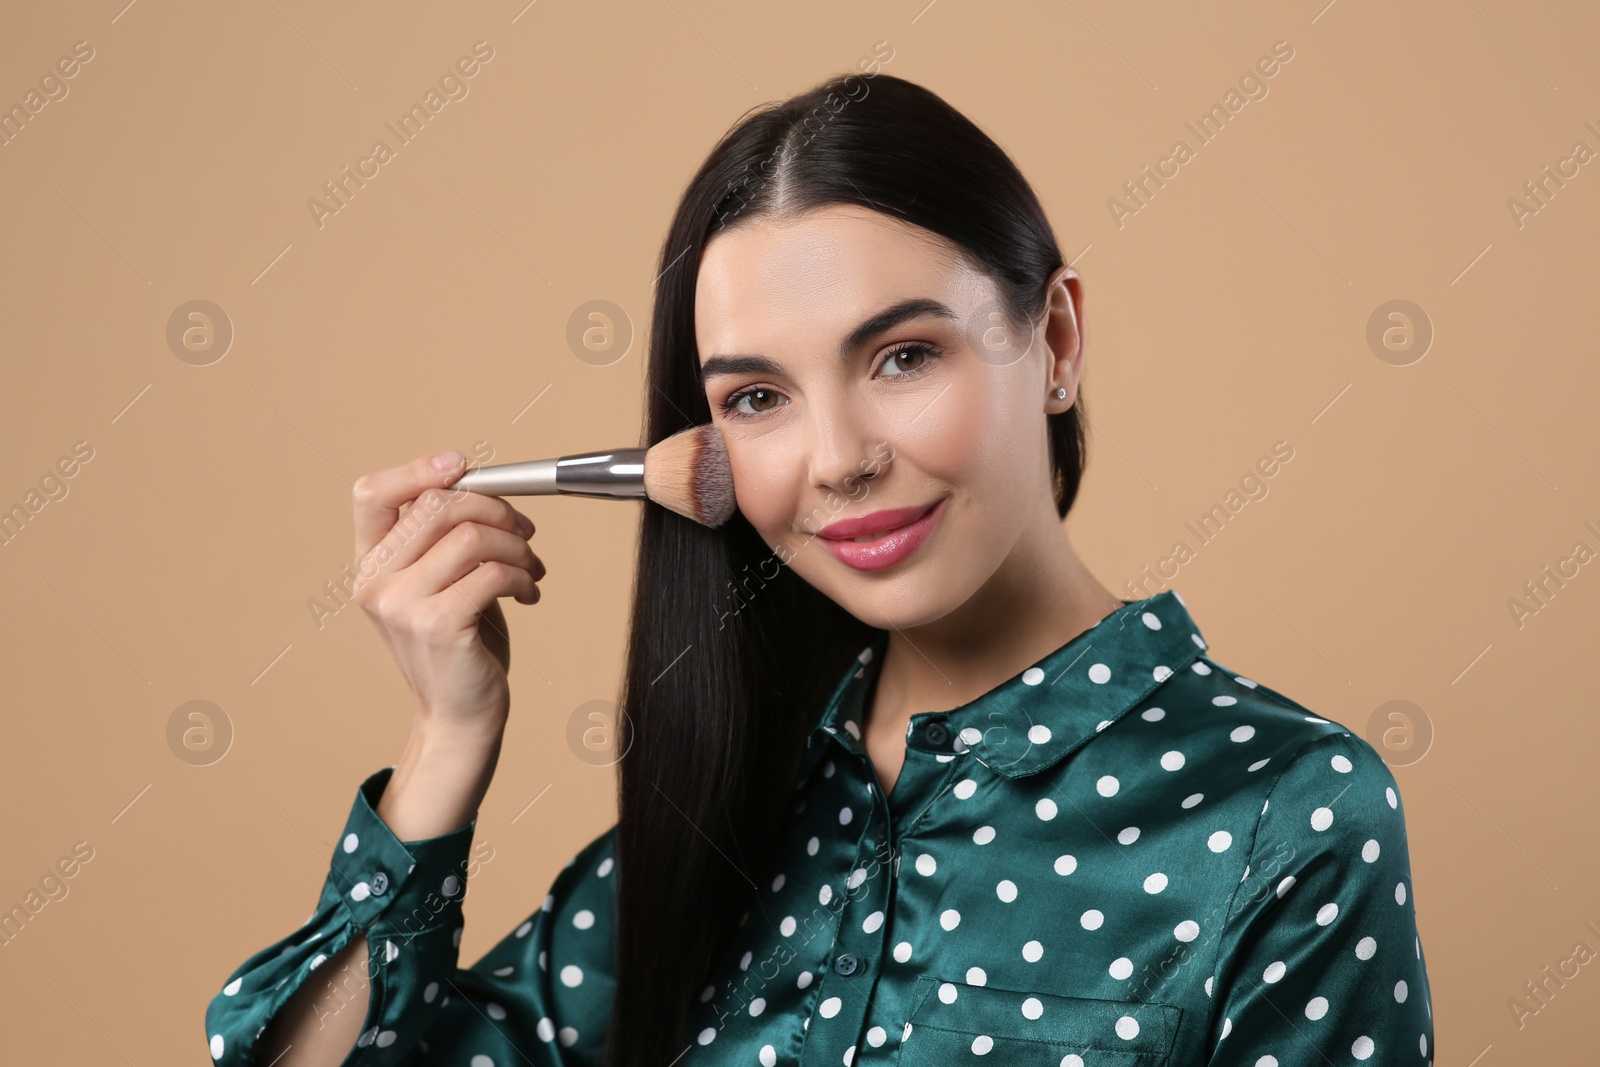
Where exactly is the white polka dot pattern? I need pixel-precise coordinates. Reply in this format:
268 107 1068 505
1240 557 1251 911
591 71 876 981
202 591 1431 1067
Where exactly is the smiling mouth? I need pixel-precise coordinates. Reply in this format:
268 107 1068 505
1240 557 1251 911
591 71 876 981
815 498 942 541
813 497 948 572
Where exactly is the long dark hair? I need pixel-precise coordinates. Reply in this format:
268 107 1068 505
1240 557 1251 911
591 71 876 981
601 70 1089 1066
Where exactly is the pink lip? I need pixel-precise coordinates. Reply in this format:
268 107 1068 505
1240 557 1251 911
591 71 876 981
816 498 946 572
817 501 941 540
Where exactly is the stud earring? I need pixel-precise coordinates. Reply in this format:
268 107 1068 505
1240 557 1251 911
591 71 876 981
1054 386 1067 399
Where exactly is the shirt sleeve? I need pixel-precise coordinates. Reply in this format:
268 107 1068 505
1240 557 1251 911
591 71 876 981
1205 731 1435 1066
203 766 619 1066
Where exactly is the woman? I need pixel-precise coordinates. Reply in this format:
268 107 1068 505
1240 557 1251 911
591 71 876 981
206 71 1433 1066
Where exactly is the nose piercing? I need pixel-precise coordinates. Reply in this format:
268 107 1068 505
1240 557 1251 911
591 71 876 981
1055 386 1067 399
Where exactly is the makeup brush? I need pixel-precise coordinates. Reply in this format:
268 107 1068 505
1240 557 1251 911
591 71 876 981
445 422 737 528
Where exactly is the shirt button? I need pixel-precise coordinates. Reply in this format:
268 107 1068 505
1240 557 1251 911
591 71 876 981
369 871 389 896
834 952 859 976
923 722 948 745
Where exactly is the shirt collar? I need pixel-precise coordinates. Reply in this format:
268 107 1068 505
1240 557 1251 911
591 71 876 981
802 589 1209 782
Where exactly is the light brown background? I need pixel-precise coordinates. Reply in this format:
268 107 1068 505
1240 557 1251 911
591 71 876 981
2 0 1597 1061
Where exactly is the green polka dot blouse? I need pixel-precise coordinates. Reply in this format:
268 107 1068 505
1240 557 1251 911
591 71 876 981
205 589 1434 1065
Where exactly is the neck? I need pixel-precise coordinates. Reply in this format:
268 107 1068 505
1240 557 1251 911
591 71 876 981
865 512 1120 739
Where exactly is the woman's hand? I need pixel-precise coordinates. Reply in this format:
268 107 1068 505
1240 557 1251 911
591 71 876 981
350 450 544 738
351 450 542 840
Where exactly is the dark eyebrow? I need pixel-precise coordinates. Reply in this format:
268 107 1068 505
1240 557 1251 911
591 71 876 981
698 298 959 383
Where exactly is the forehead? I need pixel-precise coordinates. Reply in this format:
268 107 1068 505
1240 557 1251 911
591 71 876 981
693 205 987 361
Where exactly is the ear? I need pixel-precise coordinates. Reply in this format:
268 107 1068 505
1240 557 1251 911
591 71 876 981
1041 265 1084 413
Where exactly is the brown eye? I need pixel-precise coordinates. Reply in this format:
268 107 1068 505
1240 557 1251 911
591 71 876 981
721 386 789 419
880 343 940 378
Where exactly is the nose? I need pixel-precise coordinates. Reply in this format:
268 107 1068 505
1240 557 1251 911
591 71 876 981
806 393 883 497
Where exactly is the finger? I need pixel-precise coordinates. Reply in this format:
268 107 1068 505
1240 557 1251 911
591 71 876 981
402 521 543 598
352 451 468 563
364 476 530 578
435 561 540 623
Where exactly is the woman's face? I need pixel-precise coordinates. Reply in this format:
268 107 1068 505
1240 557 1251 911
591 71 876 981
694 204 1082 632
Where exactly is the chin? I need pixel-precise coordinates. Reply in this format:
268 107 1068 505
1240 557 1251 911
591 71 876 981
824 562 970 632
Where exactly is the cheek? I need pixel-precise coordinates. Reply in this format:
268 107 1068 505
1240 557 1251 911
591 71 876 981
726 435 806 546
885 368 1022 488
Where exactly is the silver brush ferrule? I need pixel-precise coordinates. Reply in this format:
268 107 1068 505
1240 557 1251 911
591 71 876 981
449 448 648 499
553 448 648 499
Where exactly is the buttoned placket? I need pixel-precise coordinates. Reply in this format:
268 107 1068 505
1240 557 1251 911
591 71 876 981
797 711 964 1066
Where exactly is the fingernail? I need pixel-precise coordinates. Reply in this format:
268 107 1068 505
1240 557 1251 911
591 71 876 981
431 450 463 471
516 512 533 535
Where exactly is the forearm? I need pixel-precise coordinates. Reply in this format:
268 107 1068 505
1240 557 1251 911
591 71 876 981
257 934 371 1065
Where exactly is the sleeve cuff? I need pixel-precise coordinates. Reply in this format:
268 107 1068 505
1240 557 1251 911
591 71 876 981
322 766 478 936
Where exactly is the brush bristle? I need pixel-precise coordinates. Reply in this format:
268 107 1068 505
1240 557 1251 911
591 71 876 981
642 423 736 527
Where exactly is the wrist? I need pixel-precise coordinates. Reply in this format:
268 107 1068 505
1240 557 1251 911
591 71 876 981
378 719 505 842
409 706 508 755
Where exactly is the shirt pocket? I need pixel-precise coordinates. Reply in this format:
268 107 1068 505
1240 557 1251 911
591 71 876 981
900 975 1183 1067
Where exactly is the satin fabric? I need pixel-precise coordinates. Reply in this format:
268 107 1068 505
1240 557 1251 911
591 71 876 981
205 589 1434 1065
